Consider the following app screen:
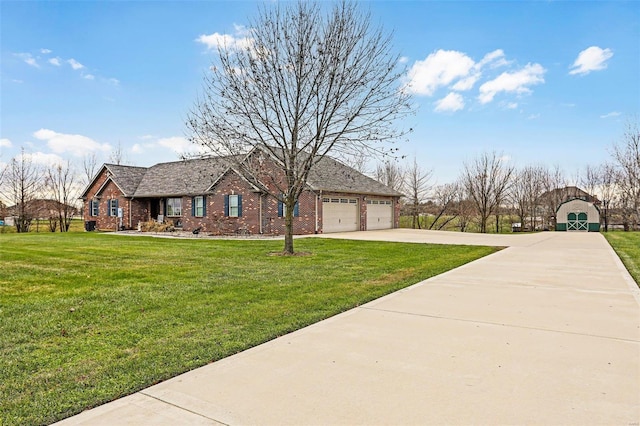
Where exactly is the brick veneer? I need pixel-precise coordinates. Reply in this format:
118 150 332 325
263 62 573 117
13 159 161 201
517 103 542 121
84 165 400 235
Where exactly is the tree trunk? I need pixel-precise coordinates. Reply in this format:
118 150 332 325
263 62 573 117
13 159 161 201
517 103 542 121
283 196 295 254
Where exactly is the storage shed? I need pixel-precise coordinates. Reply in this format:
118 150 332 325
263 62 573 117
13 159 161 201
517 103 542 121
555 199 600 232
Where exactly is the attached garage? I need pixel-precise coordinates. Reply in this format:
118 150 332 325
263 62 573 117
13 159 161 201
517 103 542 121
322 197 359 233
366 199 393 230
556 199 600 232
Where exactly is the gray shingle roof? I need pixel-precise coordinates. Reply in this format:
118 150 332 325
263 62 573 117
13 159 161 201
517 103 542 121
133 157 229 197
306 155 402 197
104 164 148 197
94 150 399 199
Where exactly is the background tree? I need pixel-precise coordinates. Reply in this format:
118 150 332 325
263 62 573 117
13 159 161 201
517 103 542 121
612 121 640 230
187 1 411 253
510 165 545 231
0 149 43 232
403 157 432 229
45 160 79 232
461 151 514 233
375 160 405 193
429 182 460 230
540 165 567 229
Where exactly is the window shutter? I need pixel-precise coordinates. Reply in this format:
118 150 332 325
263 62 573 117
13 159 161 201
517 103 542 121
294 201 299 217
191 197 196 216
224 195 229 217
278 200 283 217
202 196 207 216
163 199 167 216
237 195 242 217
108 200 112 216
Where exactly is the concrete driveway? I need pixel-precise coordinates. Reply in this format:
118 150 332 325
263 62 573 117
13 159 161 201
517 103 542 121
56 230 639 425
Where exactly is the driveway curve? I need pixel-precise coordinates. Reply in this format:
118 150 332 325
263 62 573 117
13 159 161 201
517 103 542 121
57 230 640 425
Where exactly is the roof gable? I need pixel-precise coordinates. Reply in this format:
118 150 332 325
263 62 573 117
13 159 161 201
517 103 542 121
133 157 229 197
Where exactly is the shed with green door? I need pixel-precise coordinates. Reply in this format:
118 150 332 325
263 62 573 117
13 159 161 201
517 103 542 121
555 198 600 232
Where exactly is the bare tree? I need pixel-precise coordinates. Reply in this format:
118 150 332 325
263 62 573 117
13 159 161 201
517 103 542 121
598 163 619 232
510 165 546 231
375 160 405 193
429 182 460 230
461 151 514 233
187 1 411 253
540 165 567 229
454 183 474 232
45 160 79 232
82 152 99 185
108 142 127 166
404 157 432 229
0 149 43 232
612 121 640 230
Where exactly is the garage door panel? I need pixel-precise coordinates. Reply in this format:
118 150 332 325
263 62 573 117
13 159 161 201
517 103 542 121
323 198 358 233
366 200 393 230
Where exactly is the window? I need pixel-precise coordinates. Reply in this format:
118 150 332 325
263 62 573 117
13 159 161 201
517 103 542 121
90 199 99 216
108 199 118 217
225 194 242 217
192 196 206 217
166 198 182 217
278 197 299 217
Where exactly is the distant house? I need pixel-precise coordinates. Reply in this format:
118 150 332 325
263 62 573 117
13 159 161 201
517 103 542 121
6 199 80 219
80 148 402 235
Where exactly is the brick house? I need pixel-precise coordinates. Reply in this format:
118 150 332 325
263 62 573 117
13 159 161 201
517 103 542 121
80 150 402 235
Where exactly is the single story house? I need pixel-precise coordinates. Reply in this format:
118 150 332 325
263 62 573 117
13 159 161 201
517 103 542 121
555 198 600 232
80 148 402 235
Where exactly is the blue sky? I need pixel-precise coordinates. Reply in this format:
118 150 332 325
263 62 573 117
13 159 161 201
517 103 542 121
1 1 638 185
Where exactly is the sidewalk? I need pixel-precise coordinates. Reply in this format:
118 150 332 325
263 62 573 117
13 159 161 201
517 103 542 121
55 231 640 425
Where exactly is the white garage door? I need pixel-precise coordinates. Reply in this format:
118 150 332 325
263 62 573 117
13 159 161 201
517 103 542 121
366 199 393 230
322 197 359 233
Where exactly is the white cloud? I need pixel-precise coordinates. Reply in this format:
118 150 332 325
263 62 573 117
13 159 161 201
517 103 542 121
569 46 613 75
131 144 144 154
398 56 409 64
527 113 540 120
49 57 61 66
505 102 518 109
434 92 465 112
83 74 95 80
33 129 111 156
196 25 253 51
1 138 13 148
139 135 155 140
600 111 621 119
15 53 39 68
107 78 120 86
405 49 475 96
156 136 204 155
478 63 545 104
477 49 510 69
40 48 52 54
67 58 85 70
21 151 65 167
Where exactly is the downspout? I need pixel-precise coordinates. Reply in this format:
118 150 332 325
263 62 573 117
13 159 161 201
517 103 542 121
316 191 321 233
259 193 263 234
129 198 133 229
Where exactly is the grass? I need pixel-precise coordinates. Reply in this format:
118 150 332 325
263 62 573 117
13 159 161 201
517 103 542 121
603 231 640 286
0 233 497 425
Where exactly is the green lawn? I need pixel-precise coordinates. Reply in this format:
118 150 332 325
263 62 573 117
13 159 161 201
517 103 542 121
603 231 640 286
0 233 497 425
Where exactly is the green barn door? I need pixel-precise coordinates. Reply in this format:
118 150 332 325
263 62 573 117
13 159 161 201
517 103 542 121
567 212 588 231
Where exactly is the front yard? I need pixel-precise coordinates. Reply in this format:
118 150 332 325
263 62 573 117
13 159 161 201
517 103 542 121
604 231 640 286
0 233 497 425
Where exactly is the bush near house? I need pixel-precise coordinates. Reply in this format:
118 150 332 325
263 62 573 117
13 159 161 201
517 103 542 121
0 233 497 425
